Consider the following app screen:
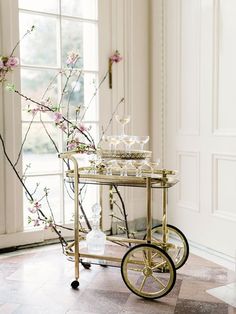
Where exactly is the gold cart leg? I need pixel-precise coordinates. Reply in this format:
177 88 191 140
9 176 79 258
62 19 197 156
162 187 168 248
99 185 104 230
74 163 79 281
146 177 152 244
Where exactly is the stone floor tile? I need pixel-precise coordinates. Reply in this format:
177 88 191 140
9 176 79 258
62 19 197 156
179 279 225 303
0 303 20 314
123 293 176 313
174 299 229 314
207 283 236 308
69 289 130 314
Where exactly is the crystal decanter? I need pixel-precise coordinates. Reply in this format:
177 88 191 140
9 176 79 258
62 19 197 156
86 203 106 255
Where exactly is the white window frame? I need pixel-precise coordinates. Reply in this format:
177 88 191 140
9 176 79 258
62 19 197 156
0 0 114 248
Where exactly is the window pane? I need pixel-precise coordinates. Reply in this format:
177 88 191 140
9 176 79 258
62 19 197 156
19 0 59 14
19 13 58 67
24 175 61 227
64 182 98 223
22 123 60 174
21 68 59 121
61 19 98 71
61 0 97 20
61 72 98 121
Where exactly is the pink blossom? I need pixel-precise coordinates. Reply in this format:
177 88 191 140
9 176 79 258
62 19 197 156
66 51 80 65
28 201 41 213
5 56 19 68
28 207 37 214
54 112 63 123
34 219 40 227
67 141 77 150
59 122 67 132
110 51 122 63
78 123 88 132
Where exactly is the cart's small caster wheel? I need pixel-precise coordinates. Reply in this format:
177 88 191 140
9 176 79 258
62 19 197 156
121 244 176 299
71 280 79 289
144 224 189 269
81 261 91 269
100 264 108 268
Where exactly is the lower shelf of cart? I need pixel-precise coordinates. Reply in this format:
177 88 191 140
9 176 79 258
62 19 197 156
79 242 130 264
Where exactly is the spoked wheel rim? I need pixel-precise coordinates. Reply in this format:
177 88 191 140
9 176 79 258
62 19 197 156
150 224 189 269
121 244 176 299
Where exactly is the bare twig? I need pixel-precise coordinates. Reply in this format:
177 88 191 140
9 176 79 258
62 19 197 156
0 133 33 202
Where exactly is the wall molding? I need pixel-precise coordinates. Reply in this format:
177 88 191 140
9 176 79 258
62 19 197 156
189 238 235 271
177 150 200 212
212 153 236 221
177 0 201 136
212 0 236 137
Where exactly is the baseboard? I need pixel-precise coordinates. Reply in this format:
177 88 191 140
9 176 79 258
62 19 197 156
189 240 236 271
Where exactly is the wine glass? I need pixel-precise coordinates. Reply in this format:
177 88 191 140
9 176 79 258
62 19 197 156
132 160 144 177
104 159 115 175
115 115 130 136
122 135 136 152
105 135 120 151
117 159 128 176
136 136 150 150
149 158 161 176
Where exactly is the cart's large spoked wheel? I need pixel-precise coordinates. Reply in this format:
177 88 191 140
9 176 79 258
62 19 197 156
121 244 176 299
149 224 189 269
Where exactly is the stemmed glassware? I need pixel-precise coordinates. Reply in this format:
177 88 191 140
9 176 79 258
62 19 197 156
103 135 120 151
132 160 144 177
148 158 161 176
136 136 150 150
115 115 130 136
122 135 136 152
117 159 128 176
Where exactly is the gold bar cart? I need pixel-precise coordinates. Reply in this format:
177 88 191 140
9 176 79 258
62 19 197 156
59 150 189 299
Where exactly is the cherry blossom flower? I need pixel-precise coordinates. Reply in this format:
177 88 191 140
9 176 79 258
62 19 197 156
5 56 19 68
28 201 41 214
109 50 123 63
54 112 63 123
67 141 78 150
66 51 80 65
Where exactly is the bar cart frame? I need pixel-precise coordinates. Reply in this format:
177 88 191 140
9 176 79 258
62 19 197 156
59 150 189 299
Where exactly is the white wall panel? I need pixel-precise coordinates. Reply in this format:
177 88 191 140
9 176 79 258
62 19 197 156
214 0 236 135
213 154 236 220
177 151 200 212
178 0 200 135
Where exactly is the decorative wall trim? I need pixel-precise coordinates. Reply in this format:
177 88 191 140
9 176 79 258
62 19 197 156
189 239 235 271
177 151 200 212
212 0 236 137
177 0 201 136
212 153 236 221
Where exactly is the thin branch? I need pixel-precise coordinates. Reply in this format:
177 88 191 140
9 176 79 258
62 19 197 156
40 117 59 153
13 89 94 146
97 97 125 146
0 133 33 202
80 70 109 121
14 114 35 167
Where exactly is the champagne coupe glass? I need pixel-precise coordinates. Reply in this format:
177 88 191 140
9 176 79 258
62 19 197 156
116 159 125 176
149 158 161 176
132 160 144 177
106 135 120 151
122 135 136 152
89 155 100 174
136 136 150 150
115 115 131 136
105 159 115 175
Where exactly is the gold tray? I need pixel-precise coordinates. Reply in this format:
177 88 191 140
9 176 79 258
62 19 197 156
97 149 152 160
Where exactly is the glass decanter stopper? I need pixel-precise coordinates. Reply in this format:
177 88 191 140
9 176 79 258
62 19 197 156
86 203 106 255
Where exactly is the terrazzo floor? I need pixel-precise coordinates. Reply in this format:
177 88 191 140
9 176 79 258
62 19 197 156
0 244 235 314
